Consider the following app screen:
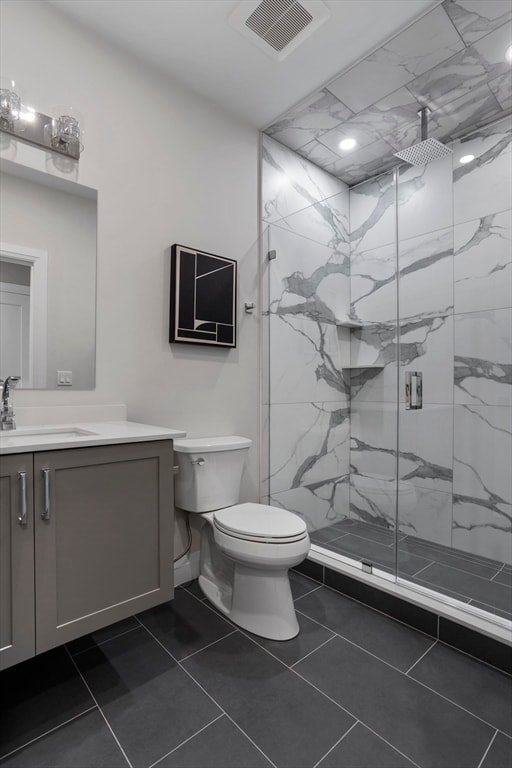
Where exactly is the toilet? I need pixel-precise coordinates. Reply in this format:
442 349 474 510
173 436 310 641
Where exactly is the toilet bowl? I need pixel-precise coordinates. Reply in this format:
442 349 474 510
174 436 310 640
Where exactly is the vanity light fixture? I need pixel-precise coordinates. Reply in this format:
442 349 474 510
0 83 83 161
338 137 357 151
459 154 475 164
506 44 512 63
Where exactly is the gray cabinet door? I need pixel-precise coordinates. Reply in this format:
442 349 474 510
0 453 35 670
34 440 174 652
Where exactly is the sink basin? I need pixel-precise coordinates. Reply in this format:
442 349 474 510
1 426 98 439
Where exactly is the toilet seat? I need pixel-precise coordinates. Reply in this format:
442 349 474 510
214 503 308 544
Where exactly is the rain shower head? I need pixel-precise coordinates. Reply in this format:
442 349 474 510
394 107 452 166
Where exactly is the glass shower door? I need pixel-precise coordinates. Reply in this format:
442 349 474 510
396 120 512 624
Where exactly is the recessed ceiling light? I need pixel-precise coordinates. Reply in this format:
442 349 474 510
459 154 475 164
506 44 512 63
339 138 357 151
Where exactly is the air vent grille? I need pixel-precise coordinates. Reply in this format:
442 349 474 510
229 0 329 62
246 0 313 52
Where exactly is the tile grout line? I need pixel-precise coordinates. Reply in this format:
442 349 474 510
404 639 438 675
311 720 359 768
414 557 512 586
179 629 239 662
410 561 436 578
138 621 278 768
292 584 323 600
182 582 511 720
490 564 506 583
232 624 423 767
290 635 339 668
293 608 512 731
324 528 508 573
146 714 225 768
433 634 512 679
64 647 133 768
298 583 437 642
292 664 423 768
476 729 498 768
0 706 97 763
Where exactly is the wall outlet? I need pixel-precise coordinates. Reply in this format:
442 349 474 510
57 370 73 386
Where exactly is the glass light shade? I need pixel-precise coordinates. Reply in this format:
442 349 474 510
56 114 80 144
50 105 84 154
0 78 21 125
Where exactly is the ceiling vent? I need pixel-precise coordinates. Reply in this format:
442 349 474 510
229 0 330 61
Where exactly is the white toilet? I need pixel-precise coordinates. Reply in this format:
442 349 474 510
173 436 310 641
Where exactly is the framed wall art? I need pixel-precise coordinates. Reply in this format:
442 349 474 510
169 244 237 348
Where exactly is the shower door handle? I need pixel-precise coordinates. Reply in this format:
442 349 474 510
405 371 423 410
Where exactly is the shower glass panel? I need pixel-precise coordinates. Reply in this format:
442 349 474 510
262 133 399 579
396 119 512 624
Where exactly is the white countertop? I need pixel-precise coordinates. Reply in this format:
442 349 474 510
0 421 186 455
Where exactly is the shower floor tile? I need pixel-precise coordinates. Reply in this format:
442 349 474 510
1 582 510 768
314 519 512 615
412 562 512 615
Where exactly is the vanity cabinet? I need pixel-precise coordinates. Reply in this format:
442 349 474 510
0 440 174 670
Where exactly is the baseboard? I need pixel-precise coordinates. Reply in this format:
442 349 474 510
174 551 200 587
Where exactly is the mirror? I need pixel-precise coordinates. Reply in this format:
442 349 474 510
0 160 97 389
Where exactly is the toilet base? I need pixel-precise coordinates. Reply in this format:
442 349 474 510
199 563 299 641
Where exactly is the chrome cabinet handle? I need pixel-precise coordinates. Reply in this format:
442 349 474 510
41 468 51 520
18 471 27 526
405 371 423 410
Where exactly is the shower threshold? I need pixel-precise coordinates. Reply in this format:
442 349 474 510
306 544 512 649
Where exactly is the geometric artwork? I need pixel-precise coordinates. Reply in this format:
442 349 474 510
169 244 237 347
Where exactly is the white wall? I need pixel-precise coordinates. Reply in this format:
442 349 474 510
0 1 261 557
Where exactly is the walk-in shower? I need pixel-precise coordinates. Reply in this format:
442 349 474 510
260 0 511 639
261 115 511 638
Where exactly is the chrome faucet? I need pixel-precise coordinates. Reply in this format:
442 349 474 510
0 376 21 431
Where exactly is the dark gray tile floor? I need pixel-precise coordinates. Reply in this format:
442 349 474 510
1 574 510 768
311 519 512 620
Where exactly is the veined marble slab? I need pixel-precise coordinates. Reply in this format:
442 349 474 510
268 401 350 497
454 308 512 406
397 155 453 242
453 120 512 225
326 5 464 113
443 0 512 45
454 210 512 314
265 89 353 151
262 134 346 224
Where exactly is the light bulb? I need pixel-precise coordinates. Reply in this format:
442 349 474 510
339 138 357 151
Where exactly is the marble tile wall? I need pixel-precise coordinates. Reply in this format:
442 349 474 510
262 115 511 567
265 1 512 187
261 135 352 533
349 116 512 565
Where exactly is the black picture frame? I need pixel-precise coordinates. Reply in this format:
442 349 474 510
169 244 237 348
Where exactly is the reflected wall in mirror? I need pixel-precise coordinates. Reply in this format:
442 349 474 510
0 160 97 389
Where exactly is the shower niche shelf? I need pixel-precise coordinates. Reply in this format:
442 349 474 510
335 319 364 328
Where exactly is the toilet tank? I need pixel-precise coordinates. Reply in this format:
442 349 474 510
173 436 252 513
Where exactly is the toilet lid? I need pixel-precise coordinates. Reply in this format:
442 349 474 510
214 503 308 543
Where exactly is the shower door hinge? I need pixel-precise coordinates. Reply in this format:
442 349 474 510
267 249 276 260
405 371 423 410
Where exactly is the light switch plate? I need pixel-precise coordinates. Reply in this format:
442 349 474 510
57 370 73 386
